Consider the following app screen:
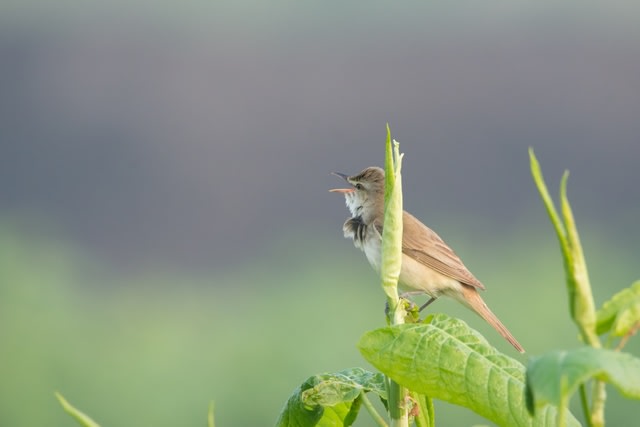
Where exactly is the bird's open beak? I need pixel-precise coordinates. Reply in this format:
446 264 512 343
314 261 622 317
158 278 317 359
331 172 350 181
329 172 355 193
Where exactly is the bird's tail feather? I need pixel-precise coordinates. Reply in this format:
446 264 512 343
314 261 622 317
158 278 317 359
459 286 525 353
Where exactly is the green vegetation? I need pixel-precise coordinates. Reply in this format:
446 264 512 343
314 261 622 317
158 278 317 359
276 144 640 426
525 150 640 427
1 140 639 426
55 393 100 427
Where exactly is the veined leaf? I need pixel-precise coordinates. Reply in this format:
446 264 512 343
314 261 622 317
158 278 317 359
596 280 640 337
526 348 640 413
358 314 579 427
275 368 386 427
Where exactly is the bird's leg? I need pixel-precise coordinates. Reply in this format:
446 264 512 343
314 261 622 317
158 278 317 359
419 297 438 312
399 291 423 302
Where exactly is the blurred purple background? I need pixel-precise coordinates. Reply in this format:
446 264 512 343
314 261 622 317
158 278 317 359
2 1 639 273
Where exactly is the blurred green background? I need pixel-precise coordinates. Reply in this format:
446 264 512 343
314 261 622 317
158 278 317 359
1 1 639 426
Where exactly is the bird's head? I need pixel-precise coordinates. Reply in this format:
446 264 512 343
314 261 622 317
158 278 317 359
330 166 385 223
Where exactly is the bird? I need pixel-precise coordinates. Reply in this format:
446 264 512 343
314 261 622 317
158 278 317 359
330 166 524 353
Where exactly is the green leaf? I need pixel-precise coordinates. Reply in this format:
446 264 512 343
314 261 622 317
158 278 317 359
529 148 599 347
529 148 569 260
381 132 404 306
342 394 362 427
358 314 579 427
560 170 598 344
526 348 640 414
275 368 387 427
384 123 395 208
208 401 215 427
529 150 577 322
596 281 640 337
55 392 101 427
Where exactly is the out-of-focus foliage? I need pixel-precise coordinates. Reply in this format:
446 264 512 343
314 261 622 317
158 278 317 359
55 393 101 427
526 150 640 427
275 368 387 427
596 281 640 339
1 221 638 426
526 349 640 414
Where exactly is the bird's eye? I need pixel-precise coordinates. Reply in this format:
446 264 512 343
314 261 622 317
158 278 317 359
355 183 363 190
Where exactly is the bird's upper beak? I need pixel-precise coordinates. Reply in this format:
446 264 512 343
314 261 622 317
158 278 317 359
329 172 355 193
331 172 350 181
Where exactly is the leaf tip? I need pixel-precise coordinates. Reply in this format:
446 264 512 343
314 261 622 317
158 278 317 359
55 391 67 407
561 170 570 188
529 148 541 176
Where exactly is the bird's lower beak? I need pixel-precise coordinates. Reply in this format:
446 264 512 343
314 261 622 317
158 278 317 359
329 172 354 193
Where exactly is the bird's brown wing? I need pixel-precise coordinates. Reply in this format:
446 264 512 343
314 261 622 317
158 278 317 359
376 211 485 290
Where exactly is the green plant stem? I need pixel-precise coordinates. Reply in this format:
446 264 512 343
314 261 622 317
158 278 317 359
412 392 434 427
579 385 594 427
590 382 606 427
560 171 606 426
387 302 408 427
381 134 408 427
388 380 408 427
360 391 389 427
557 378 568 427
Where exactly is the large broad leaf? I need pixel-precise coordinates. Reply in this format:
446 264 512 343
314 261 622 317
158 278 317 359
275 367 386 427
358 313 579 427
526 347 640 413
596 280 640 337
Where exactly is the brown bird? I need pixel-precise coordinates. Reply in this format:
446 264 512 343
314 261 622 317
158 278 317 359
330 166 524 353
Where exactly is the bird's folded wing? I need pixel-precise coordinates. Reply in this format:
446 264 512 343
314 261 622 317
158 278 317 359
375 212 485 290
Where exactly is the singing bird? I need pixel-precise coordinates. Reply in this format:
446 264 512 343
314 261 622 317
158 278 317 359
330 166 524 353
